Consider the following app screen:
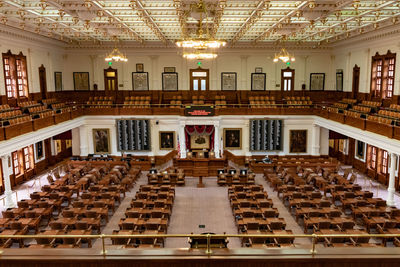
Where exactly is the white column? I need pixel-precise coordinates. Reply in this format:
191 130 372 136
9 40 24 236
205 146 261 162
89 55 98 90
319 127 329 155
387 152 397 207
214 123 220 158
179 121 186 158
150 55 159 90
150 120 158 156
1 155 16 208
240 55 248 90
79 125 89 156
243 121 252 157
311 124 320 156
71 127 81 156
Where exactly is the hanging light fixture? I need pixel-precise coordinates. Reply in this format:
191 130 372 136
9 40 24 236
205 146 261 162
182 51 217 60
273 47 295 63
176 0 225 59
105 40 128 62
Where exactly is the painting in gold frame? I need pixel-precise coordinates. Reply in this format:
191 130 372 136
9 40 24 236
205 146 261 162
289 130 307 153
190 133 210 150
92 128 111 154
223 128 242 150
159 131 175 150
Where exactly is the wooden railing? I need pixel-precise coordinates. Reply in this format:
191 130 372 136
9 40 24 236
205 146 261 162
1 105 400 143
1 232 400 256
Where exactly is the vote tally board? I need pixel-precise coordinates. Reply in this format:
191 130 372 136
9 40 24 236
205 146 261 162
250 119 283 151
116 119 150 151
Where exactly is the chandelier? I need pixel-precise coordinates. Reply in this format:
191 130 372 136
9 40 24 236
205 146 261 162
176 0 225 59
105 47 128 62
273 48 295 63
183 52 217 60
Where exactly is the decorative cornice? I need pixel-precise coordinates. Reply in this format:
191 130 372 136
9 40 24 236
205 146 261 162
0 24 66 50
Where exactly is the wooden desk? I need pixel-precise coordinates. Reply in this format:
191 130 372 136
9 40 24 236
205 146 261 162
173 157 226 176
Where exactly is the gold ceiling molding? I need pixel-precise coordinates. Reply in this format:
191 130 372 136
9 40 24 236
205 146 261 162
0 0 398 46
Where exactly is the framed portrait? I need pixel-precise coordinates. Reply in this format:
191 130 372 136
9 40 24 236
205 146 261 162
255 67 263 73
289 130 307 153
310 73 325 91
336 70 343 91
251 73 266 91
35 141 44 160
164 67 176 73
356 140 365 159
132 72 149 91
223 128 242 150
221 72 237 91
159 131 175 150
190 133 210 149
66 140 72 149
136 63 144 72
162 72 178 91
73 72 90 91
92 128 110 154
54 72 62 91
55 140 62 154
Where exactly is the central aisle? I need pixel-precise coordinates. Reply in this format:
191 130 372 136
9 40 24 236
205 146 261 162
165 177 241 248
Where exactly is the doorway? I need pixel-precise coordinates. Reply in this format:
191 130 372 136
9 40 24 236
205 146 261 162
190 68 209 91
104 67 118 93
352 65 360 99
39 64 47 99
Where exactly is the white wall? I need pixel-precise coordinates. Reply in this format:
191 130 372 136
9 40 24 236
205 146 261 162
0 31 64 95
333 31 400 95
81 115 317 157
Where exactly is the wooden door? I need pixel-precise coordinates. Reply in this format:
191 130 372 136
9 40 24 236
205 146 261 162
190 68 209 91
44 138 54 166
281 67 295 92
352 65 360 99
39 64 47 99
104 67 118 94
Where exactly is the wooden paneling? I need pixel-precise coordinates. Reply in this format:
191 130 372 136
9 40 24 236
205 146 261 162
33 117 55 131
155 150 177 166
4 121 33 139
365 120 394 138
2 252 400 267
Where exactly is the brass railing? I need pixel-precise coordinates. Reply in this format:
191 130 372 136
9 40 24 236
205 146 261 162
1 233 400 256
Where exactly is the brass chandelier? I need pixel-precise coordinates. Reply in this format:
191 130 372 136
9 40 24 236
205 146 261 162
273 48 295 63
176 0 226 60
105 42 128 62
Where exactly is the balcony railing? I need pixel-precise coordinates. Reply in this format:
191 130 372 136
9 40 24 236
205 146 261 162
0 233 400 257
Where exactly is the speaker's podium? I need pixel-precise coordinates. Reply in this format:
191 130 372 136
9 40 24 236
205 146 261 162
193 158 209 188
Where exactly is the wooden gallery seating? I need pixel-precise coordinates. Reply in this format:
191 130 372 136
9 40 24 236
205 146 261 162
0 160 141 249
113 184 175 248
228 184 293 248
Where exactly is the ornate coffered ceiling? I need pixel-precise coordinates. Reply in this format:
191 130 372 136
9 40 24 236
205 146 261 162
0 0 399 48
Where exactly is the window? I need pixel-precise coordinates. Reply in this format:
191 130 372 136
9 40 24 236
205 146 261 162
3 57 15 98
12 151 20 176
281 68 295 91
2 50 29 100
381 150 388 174
190 68 209 91
23 147 30 170
368 145 377 170
387 58 395 98
370 51 396 99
